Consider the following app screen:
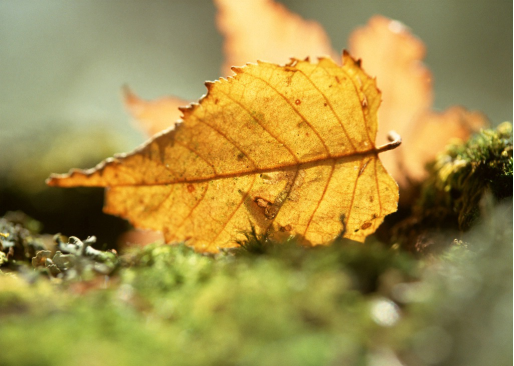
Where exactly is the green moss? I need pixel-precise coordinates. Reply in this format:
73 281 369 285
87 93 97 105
421 122 512 229
0 237 421 366
394 123 513 253
0 203 511 366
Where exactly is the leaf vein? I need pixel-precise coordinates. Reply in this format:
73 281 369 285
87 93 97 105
296 68 356 151
216 86 299 164
339 67 374 146
243 71 332 157
373 157 383 219
174 182 209 234
303 159 336 237
344 158 364 230
209 174 257 246
174 139 218 175
265 165 300 232
195 114 259 169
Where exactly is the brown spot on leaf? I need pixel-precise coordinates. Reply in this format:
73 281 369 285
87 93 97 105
187 184 195 193
280 224 292 232
295 99 301 105
361 222 372 230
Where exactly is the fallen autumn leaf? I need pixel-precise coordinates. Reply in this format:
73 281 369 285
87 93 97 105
48 53 400 253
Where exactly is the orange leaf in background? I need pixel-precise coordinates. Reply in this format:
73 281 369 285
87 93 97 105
48 53 400 253
123 0 338 137
123 86 188 137
214 0 338 76
348 16 487 188
399 106 487 182
350 16 432 147
126 5 485 193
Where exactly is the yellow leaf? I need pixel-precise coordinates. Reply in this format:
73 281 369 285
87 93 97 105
47 53 399 253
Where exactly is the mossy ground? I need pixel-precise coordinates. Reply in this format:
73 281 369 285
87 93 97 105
0 124 512 366
394 122 513 254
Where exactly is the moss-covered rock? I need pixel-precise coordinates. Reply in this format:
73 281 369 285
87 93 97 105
422 122 512 227
394 123 513 253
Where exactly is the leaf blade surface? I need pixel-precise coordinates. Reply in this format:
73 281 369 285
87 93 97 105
48 54 398 252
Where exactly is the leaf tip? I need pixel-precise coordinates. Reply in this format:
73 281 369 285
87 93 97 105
45 174 60 187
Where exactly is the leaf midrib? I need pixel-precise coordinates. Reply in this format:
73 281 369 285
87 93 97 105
107 148 380 187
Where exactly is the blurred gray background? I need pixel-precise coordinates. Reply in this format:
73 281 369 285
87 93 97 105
1 0 512 156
